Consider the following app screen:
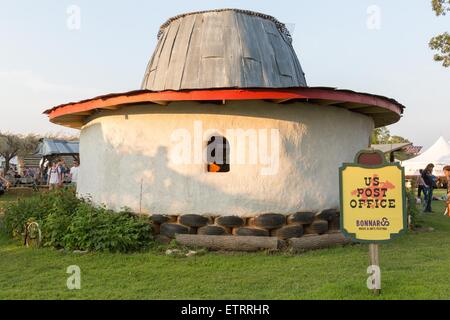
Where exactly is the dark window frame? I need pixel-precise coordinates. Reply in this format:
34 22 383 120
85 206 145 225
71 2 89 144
207 135 230 173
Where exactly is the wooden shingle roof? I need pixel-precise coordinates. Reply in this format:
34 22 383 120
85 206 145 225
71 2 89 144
141 9 307 91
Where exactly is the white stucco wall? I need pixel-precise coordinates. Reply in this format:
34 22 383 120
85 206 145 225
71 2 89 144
78 101 373 217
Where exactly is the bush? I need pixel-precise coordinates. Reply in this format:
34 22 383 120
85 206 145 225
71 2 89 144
1 193 53 238
0 189 153 252
406 187 420 228
43 211 73 248
62 203 152 252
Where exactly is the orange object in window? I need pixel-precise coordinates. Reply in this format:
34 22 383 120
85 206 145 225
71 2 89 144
207 136 230 173
208 163 221 173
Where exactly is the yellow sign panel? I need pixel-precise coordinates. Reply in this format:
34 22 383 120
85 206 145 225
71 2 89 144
339 163 406 242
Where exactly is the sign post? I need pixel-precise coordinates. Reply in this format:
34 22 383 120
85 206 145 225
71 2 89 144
339 149 406 295
368 243 380 295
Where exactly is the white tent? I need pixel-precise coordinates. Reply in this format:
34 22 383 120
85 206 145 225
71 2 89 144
402 136 450 176
0 156 18 167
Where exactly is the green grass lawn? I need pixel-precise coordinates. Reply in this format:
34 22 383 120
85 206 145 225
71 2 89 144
1 190 450 300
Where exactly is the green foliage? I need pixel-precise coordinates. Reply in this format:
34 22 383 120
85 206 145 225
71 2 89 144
0 189 152 252
1 192 53 238
371 127 410 145
63 203 152 252
432 0 450 16
371 127 391 144
430 1 450 67
43 211 73 248
406 188 420 228
389 135 410 144
429 32 450 68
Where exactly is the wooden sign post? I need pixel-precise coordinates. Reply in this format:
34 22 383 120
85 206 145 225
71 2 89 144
339 150 406 295
368 243 381 295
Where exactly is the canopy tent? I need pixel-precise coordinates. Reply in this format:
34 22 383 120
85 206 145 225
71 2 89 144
401 136 450 176
35 138 79 157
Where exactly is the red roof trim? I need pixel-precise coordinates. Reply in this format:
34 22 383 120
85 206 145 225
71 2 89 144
44 87 404 126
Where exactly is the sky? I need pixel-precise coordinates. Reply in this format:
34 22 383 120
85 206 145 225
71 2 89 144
0 0 448 148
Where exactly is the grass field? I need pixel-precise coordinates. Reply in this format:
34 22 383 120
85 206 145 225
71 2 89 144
0 189 449 300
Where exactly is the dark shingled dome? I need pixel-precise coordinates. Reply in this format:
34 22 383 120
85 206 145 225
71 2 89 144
141 9 307 91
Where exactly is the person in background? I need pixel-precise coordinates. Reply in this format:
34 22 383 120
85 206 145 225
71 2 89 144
416 169 426 201
12 167 20 179
6 167 14 177
421 163 435 213
47 162 60 190
0 174 11 196
443 166 450 217
56 159 65 188
42 159 49 184
69 160 79 188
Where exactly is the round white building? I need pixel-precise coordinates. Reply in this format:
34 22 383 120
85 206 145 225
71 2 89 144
45 9 404 239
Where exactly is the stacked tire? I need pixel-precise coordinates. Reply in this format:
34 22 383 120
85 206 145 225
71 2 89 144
150 210 341 241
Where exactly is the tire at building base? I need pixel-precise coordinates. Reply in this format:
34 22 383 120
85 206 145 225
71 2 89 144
160 223 191 238
179 214 210 227
151 214 175 224
272 225 304 239
329 216 341 230
234 227 270 237
151 223 160 235
287 212 315 225
251 213 286 229
215 216 245 228
155 235 172 244
198 225 229 236
316 209 338 221
304 220 329 235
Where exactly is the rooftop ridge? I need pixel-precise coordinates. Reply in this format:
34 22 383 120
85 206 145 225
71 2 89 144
157 8 293 43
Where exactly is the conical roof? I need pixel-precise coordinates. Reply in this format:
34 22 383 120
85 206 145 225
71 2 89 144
141 9 307 91
44 9 406 130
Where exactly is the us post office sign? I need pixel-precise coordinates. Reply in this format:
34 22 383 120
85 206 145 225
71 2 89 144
339 162 407 243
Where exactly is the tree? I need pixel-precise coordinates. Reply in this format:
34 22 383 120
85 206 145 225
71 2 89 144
430 0 450 67
371 127 391 144
389 135 410 144
371 127 410 144
0 133 39 175
370 128 412 161
43 132 79 141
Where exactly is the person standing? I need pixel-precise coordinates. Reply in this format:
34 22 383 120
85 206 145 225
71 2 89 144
416 169 426 201
0 174 11 196
56 159 65 188
443 165 450 217
47 162 60 190
421 163 435 213
69 160 80 188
